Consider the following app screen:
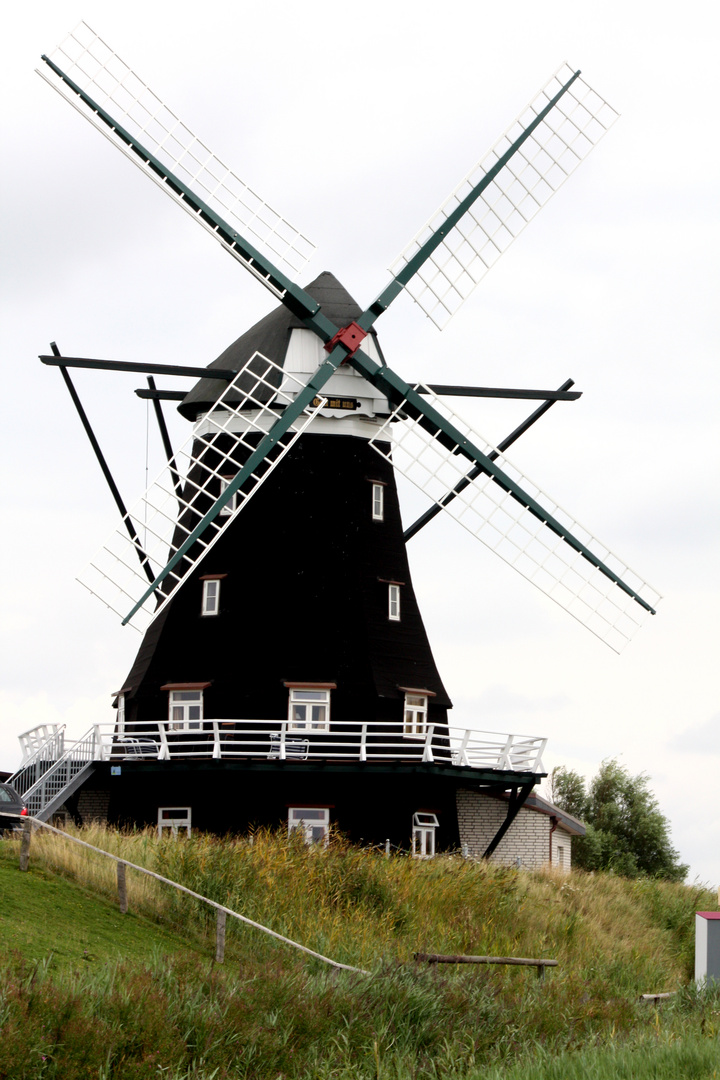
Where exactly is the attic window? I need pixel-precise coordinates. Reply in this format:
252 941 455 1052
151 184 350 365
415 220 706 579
219 476 238 516
201 578 220 616
372 483 384 521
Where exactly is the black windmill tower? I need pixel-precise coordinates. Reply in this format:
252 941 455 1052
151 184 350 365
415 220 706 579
35 25 660 847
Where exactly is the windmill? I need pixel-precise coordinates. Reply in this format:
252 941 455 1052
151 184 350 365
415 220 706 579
22 23 660 854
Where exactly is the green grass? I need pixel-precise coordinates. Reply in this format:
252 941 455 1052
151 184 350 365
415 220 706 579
483 1037 720 1079
1 827 719 1078
0 843 201 968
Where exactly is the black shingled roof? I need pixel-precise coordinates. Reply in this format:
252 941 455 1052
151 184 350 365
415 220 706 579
178 271 364 421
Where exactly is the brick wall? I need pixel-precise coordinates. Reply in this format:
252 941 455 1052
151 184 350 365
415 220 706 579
457 789 573 869
77 789 110 825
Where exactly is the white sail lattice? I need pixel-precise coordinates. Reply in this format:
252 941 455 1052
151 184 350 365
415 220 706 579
370 388 661 652
38 22 316 280
79 354 325 632
389 63 619 329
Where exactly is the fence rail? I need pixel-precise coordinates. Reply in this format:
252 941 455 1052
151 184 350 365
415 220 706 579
1 812 368 974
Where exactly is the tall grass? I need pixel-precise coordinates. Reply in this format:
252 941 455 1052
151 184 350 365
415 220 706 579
19 824 716 987
3 825 720 1077
2 949 720 1079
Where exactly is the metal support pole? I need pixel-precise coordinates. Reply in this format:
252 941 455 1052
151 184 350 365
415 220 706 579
404 379 576 542
50 343 156 586
117 861 128 914
19 818 32 871
147 376 183 501
216 909 227 963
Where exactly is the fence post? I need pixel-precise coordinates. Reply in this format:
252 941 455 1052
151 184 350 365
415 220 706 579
216 910 227 963
117 861 128 914
385 839 390 856
19 818 32 871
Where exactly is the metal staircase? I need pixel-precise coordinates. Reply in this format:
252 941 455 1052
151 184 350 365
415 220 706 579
9 724 102 821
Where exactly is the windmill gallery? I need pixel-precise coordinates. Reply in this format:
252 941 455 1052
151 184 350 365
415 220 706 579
10 24 660 866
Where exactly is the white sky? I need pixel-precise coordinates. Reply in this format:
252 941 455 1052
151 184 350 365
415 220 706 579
2 1 718 882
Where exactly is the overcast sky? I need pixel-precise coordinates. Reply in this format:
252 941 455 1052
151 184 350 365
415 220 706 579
2 0 718 882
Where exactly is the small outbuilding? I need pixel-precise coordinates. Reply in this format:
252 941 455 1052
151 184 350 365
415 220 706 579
457 788 585 869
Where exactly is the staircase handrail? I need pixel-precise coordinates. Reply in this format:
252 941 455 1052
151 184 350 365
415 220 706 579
9 725 67 797
20 726 107 808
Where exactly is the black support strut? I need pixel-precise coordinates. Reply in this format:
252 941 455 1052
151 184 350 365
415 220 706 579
50 342 155 586
404 379 576 542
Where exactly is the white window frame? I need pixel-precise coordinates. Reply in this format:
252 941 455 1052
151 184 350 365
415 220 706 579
168 689 204 731
288 807 329 845
287 687 331 732
219 476 238 516
412 812 439 858
116 692 126 736
388 584 401 621
372 482 384 521
403 692 428 737
158 806 192 838
201 578 221 616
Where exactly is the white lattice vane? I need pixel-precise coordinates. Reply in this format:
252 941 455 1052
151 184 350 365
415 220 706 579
389 64 619 329
370 389 661 652
38 22 316 278
79 354 324 632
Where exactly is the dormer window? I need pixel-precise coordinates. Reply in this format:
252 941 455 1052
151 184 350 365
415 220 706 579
161 682 211 731
403 692 428 736
399 687 436 737
284 683 336 732
168 690 203 731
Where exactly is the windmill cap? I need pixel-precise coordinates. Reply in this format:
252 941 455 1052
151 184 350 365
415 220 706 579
178 272 364 421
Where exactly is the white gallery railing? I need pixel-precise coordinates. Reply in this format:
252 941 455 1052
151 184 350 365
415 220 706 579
14 720 546 776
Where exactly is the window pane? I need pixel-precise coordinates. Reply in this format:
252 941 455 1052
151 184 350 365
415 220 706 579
310 705 326 725
294 691 326 702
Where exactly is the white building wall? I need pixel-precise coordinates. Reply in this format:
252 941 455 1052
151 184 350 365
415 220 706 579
456 789 574 869
551 827 573 871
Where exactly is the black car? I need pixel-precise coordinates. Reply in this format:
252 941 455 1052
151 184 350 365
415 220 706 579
0 783 28 831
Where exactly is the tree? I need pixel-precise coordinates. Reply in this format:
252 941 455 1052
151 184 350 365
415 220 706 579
550 759 688 881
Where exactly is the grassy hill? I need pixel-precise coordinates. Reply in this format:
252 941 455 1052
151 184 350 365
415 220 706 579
1 827 719 1079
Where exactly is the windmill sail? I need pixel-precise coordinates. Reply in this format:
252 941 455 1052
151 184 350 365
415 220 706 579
37 22 316 281
78 353 325 632
389 64 619 329
369 387 660 653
